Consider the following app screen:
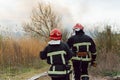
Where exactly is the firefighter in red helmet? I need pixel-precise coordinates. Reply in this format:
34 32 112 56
40 28 73 80
67 23 97 80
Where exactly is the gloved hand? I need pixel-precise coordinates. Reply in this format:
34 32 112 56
90 60 97 67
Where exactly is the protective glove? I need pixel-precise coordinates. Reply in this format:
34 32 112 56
90 60 97 67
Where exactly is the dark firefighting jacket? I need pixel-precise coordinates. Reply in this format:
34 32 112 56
40 42 73 77
67 31 97 61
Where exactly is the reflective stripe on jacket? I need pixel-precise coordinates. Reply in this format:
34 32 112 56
40 42 73 76
67 32 97 61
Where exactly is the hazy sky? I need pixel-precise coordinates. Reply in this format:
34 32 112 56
0 0 120 32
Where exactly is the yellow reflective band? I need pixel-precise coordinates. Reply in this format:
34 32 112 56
61 54 66 64
48 70 70 75
47 51 66 56
73 42 91 52
81 75 89 78
73 42 91 47
72 57 82 60
92 52 97 55
50 56 53 64
82 58 91 61
47 51 66 64
53 66 55 71
72 57 91 61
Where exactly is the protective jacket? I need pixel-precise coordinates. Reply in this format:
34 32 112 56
67 31 96 62
40 42 73 77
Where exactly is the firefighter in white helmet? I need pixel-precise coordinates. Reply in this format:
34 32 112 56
40 28 73 80
67 23 97 80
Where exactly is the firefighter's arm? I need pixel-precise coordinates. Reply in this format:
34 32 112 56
39 47 47 60
40 51 47 59
64 43 73 60
91 54 97 67
89 38 97 67
66 37 73 49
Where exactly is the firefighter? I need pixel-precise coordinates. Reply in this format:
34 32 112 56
40 28 73 80
67 23 97 80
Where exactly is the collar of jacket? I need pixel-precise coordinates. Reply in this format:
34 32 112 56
48 40 61 45
75 30 84 35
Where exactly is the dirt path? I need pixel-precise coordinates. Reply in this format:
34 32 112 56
37 76 113 80
28 71 120 80
36 72 118 80
89 75 113 80
38 75 119 80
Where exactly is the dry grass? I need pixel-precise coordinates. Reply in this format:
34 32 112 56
0 37 48 79
0 26 120 79
90 49 120 76
90 26 120 76
0 37 47 71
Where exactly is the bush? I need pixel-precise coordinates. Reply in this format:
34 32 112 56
89 25 120 76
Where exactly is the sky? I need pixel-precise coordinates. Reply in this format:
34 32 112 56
0 0 120 33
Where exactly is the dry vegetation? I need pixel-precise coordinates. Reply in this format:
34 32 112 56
0 37 47 75
89 26 120 77
0 25 120 80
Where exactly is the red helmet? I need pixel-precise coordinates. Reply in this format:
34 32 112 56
50 28 62 40
73 23 84 30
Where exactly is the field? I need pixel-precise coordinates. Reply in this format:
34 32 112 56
0 27 120 79
0 37 47 79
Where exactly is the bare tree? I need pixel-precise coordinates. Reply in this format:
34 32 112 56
23 2 62 41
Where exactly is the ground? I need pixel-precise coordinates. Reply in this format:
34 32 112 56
0 67 119 80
